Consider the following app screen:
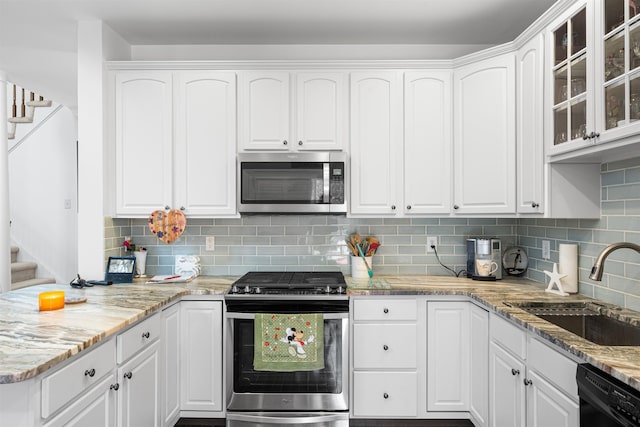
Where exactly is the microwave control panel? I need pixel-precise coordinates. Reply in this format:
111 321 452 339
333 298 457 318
329 163 344 204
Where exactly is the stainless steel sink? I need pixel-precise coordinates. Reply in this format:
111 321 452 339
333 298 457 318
506 301 640 346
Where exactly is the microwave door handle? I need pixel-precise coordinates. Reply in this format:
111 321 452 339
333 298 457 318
323 163 330 203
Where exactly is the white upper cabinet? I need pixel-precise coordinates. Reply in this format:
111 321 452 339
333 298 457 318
453 53 516 214
350 71 403 215
403 71 453 215
113 70 237 217
517 35 545 214
174 71 237 216
239 71 346 151
115 72 173 216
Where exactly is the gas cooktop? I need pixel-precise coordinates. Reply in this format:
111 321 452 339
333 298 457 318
226 271 347 298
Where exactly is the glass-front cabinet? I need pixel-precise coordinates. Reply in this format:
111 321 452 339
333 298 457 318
548 0 640 158
548 2 592 155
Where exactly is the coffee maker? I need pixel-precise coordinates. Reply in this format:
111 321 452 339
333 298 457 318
466 238 502 280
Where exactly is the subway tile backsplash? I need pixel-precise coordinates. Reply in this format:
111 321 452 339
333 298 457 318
105 156 640 311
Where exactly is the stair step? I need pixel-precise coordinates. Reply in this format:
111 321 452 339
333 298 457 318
11 261 37 283
11 278 55 291
11 246 18 263
8 116 33 124
27 100 52 108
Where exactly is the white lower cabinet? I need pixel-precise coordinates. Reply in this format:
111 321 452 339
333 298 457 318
161 303 180 427
351 298 418 418
117 341 161 427
180 300 223 413
489 314 579 427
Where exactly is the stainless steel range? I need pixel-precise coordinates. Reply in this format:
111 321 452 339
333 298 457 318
225 271 349 427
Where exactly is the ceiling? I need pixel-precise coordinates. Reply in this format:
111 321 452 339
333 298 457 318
0 0 559 109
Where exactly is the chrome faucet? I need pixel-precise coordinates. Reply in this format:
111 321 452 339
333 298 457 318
589 242 640 281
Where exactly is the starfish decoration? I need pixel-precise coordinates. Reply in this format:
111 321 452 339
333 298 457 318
544 263 569 296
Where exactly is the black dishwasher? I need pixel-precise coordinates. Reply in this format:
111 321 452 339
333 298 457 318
577 364 640 427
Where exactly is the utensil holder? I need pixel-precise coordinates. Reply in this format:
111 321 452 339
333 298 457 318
351 256 373 279
134 251 147 277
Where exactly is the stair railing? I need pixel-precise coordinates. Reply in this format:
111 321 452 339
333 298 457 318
7 83 52 141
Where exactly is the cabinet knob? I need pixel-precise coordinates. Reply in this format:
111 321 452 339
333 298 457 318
383 393 389 399
124 372 133 380
142 331 150 339
383 308 389 314
531 202 539 208
453 204 459 210
383 344 389 351
180 206 185 211
110 383 120 391
298 140 303 146
523 378 533 386
283 140 288 145
391 205 396 210
164 205 170 210
511 368 520 376
84 368 96 377
406 205 412 210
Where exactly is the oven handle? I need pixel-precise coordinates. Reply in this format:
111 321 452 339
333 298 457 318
227 412 348 424
226 312 348 320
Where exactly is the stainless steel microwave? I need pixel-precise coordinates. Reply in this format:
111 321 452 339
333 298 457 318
237 152 348 214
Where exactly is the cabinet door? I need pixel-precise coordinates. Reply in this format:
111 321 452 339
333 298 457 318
453 53 516 214
427 301 470 412
296 72 346 151
174 71 237 216
43 374 117 427
470 305 489 427
517 35 545 213
115 72 173 216
161 304 180 427
526 370 579 427
489 342 525 427
180 301 223 412
403 71 452 215
350 71 403 215
118 340 161 427
239 71 290 150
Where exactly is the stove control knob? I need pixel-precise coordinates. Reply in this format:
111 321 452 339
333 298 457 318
337 286 344 294
230 285 239 294
254 287 262 294
325 285 332 294
244 285 251 294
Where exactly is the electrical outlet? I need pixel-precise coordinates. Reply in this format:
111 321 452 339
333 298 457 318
427 236 438 253
206 236 215 251
542 240 551 260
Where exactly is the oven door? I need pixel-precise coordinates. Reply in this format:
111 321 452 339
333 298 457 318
226 311 349 412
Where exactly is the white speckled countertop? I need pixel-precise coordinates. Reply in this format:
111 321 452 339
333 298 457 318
1 274 639 393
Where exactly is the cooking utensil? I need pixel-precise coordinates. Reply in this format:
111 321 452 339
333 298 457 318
356 243 373 278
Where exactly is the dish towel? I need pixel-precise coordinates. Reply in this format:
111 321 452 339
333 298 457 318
253 313 324 371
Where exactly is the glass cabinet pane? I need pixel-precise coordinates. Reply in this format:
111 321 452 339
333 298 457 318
605 0 625 34
555 22 568 66
571 9 587 55
630 74 640 121
571 56 587 97
554 65 568 104
554 107 568 145
631 22 640 71
605 31 626 81
571 99 588 139
605 82 625 129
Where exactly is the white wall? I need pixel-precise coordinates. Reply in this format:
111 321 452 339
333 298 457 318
9 106 78 283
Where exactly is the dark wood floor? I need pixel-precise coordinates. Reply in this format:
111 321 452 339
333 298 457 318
176 418 473 426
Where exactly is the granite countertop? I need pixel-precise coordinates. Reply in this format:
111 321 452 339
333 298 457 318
1 274 640 394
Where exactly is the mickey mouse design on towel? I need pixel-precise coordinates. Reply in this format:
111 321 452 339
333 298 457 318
282 326 315 358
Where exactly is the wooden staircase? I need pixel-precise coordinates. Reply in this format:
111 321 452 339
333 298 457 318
11 246 55 290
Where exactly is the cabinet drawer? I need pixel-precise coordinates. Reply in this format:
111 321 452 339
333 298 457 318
353 299 417 321
353 324 417 369
117 313 161 364
527 337 578 398
490 314 526 359
41 339 116 418
353 371 417 417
